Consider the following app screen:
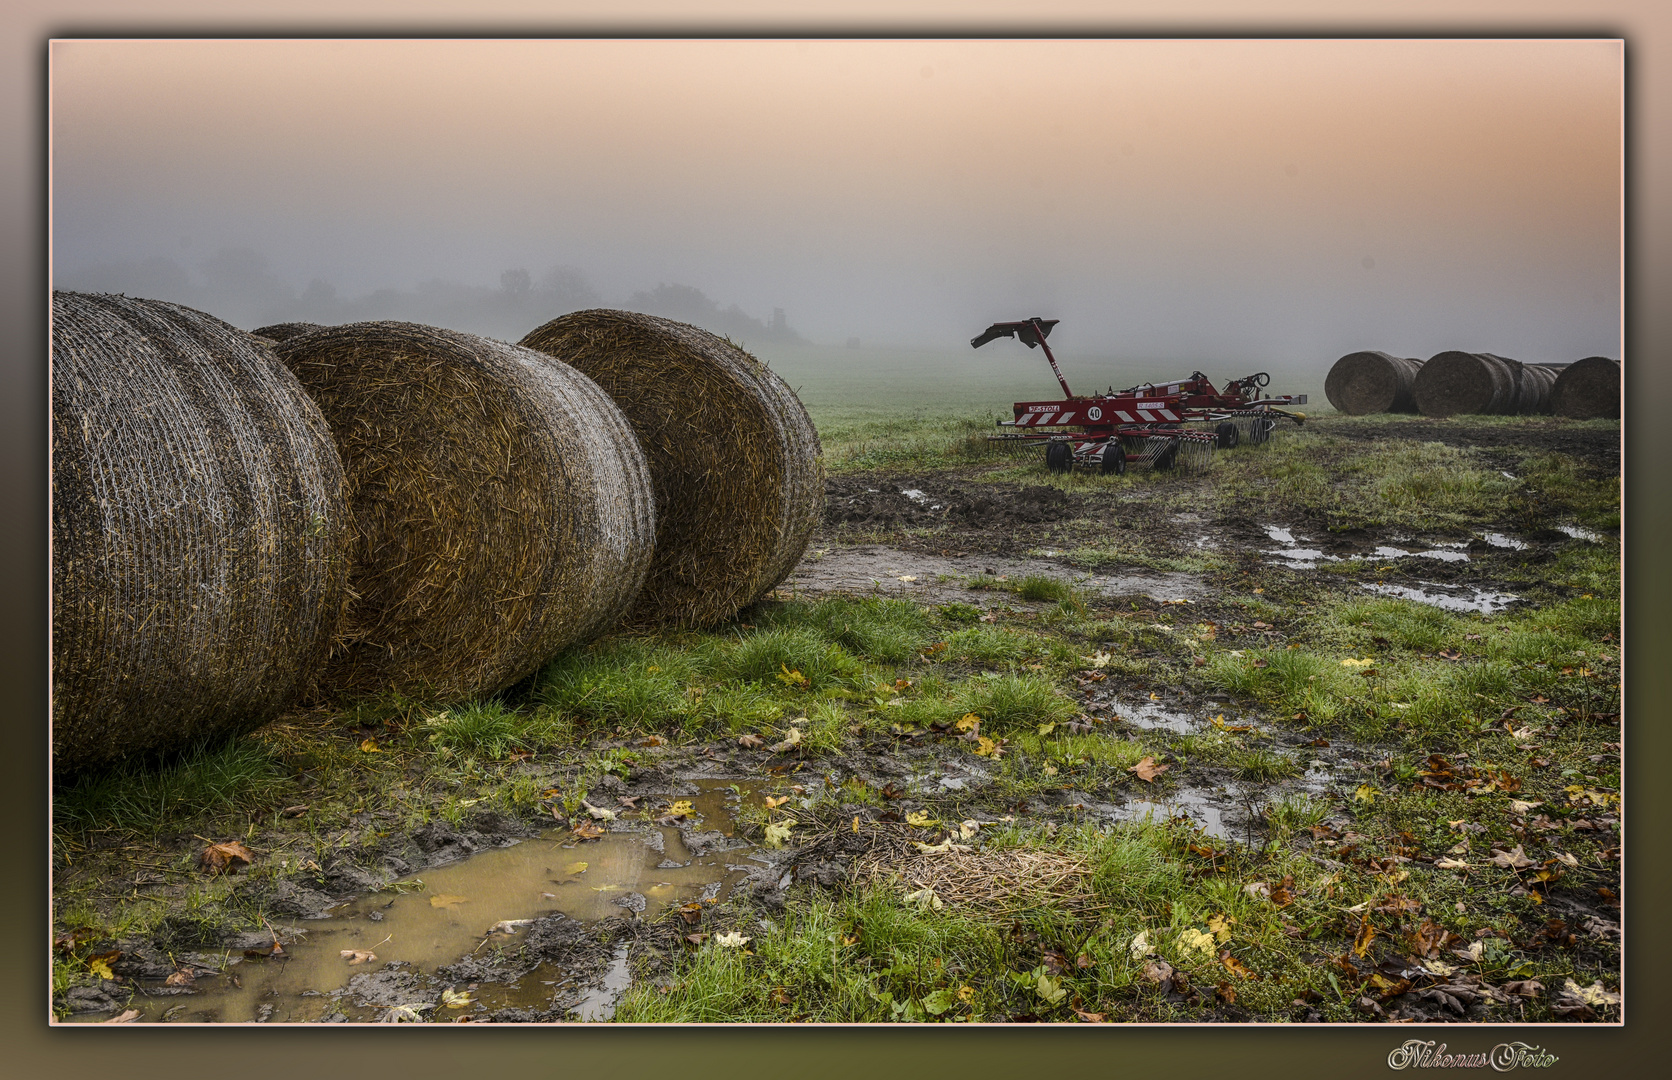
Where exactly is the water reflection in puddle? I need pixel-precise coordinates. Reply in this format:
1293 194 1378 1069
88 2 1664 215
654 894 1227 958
573 945 632 1022
1558 524 1607 543
1480 532 1528 550
1114 794 1231 840
91 781 755 1024
1111 700 1203 734
1262 524 1476 568
1360 581 1519 614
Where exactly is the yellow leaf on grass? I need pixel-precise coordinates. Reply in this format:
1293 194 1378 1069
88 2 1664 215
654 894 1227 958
1353 785 1378 803
360 737 381 752
1206 913 1236 942
764 795 792 810
1178 928 1216 956
955 713 981 732
88 957 114 980
1340 657 1375 669
764 820 795 848
905 810 939 828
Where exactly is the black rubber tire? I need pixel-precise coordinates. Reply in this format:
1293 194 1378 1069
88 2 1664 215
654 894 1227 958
1045 440 1073 474
1100 442 1126 475
1152 439 1179 471
1215 421 1239 449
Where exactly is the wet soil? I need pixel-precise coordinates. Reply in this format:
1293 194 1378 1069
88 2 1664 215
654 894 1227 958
55 417 1620 1024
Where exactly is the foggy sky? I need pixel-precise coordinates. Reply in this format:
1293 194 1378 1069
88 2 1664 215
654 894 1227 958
49 38 1621 365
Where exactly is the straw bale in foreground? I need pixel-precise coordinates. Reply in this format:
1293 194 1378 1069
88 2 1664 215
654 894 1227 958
250 322 324 344
276 321 655 700
52 291 351 774
520 310 823 628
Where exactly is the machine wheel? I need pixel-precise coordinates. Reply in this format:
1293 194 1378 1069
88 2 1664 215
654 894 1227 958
1246 417 1270 446
1215 421 1239 449
1045 440 1073 473
1100 442 1126 475
1152 438 1179 471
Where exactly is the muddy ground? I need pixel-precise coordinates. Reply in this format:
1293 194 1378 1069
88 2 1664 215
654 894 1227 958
51 415 1622 1025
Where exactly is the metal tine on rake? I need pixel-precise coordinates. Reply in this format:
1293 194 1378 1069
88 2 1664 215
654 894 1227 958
1179 438 1215 472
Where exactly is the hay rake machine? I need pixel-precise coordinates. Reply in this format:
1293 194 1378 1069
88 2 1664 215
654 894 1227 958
972 318 1307 474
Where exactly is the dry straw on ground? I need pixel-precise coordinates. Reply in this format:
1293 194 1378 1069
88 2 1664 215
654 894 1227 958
51 291 351 775
1550 356 1620 419
520 310 823 628
275 321 655 701
856 847 1098 914
1323 351 1424 414
249 322 324 344
1413 351 1566 417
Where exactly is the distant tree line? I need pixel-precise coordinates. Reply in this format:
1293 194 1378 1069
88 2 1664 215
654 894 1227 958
55 247 803 345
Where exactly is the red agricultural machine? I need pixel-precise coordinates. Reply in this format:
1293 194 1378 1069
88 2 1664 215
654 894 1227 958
973 318 1307 474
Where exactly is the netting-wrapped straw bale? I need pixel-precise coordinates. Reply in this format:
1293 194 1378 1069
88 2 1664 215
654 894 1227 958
52 292 351 775
250 322 324 344
1413 351 1566 417
274 321 655 700
1550 356 1620 419
1323 351 1424 414
520 310 824 628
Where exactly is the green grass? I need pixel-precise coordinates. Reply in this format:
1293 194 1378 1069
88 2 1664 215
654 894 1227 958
537 638 706 729
1015 574 1079 603
54 736 291 838
423 700 560 759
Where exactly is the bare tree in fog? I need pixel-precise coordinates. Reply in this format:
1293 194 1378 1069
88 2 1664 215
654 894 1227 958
628 282 803 345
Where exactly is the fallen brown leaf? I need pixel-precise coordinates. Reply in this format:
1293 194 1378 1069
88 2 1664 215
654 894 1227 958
1141 959 1174 985
737 733 765 749
197 840 254 875
101 1010 141 1024
1128 756 1169 783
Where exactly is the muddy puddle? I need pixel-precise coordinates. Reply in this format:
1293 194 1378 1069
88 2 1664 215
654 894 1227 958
1360 581 1519 614
1262 525 1473 568
79 782 760 1024
780 544 1203 605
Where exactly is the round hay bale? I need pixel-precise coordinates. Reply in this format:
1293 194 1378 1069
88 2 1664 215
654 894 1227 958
1413 351 1520 416
250 322 324 344
1551 356 1620 419
1323 351 1424 414
519 310 824 628
52 291 351 775
274 321 655 700
1508 359 1563 414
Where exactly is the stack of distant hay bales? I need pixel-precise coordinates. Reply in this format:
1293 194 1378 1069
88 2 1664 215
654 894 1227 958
1549 356 1621 419
1412 352 1566 418
51 292 351 775
1327 348 1615 418
1324 351 1425 414
521 310 824 629
272 322 656 702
